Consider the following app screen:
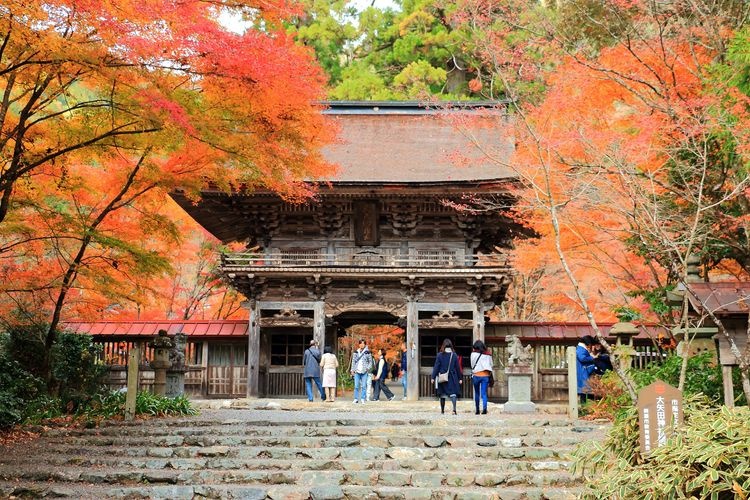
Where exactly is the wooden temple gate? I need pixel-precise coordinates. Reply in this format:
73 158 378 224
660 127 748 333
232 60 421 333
68 103 676 400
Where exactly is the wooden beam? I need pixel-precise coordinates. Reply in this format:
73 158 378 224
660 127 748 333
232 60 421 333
567 346 578 419
125 346 139 421
722 365 735 408
313 301 325 349
247 302 260 398
472 303 485 343
417 302 475 312
259 301 316 310
406 301 419 401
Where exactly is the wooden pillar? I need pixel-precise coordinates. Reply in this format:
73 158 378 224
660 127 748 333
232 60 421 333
472 302 485 343
722 365 735 408
125 346 140 421
247 301 261 398
406 300 419 401
532 346 541 401
567 346 578 419
314 301 326 349
201 341 209 397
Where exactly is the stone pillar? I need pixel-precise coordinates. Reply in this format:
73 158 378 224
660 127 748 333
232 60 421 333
504 335 536 413
313 301 326 349
406 300 419 401
504 364 536 413
247 300 261 398
472 302 485 343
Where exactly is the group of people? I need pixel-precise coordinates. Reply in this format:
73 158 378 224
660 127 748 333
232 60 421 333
303 338 410 403
350 339 409 403
430 339 494 415
302 339 338 402
575 335 613 402
304 337 496 415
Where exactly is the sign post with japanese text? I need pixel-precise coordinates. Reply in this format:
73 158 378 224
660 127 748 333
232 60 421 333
637 380 683 454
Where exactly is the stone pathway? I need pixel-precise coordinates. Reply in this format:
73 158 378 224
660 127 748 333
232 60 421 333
0 399 607 499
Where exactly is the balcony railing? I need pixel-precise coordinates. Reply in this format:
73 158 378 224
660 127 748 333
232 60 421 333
221 251 510 270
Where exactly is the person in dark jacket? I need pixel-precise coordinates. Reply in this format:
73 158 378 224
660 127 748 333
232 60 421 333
303 339 326 402
591 340 612 375
576 335 597 403
390 362 400 381
373 349 395 401
431 338 462 415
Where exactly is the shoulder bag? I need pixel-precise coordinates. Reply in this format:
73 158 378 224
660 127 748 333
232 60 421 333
437 352 453 383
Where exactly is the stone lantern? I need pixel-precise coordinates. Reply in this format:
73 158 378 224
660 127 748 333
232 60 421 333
609 320 639 370
149 329 174 396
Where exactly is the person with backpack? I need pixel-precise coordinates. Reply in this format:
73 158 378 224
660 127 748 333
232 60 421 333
372 348 395 401
303 339 326 402
350 338 372 404
470 340 494 415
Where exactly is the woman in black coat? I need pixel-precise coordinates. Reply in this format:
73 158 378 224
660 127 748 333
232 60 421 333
431 338 462 414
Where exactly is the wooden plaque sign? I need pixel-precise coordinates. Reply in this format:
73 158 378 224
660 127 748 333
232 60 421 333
637 380 683 454
353 200 380 247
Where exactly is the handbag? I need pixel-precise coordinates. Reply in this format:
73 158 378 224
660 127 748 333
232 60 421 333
437 352 453 383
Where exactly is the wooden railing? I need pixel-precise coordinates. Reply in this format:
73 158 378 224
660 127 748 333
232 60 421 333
98 342 670 401
221 251 510 269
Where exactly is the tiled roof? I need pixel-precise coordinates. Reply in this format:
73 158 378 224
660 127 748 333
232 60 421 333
486 321 663 340
321 103 515 183
686 282 750 314
64 320 248 337
64 319 665 341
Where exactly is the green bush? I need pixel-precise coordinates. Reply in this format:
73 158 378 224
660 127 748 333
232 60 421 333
50 332 108 410
582 352 731 419
0 335 46 429
573 395 750 498
631 352 724 403
78 391 198 421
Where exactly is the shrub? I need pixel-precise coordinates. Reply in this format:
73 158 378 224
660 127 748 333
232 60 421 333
0 335 46 429
631 352 724 403
573 396 750 498
50 332 108 410
582 352 727 420
78 391 198 422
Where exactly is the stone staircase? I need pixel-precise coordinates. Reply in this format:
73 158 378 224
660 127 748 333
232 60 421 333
0 400 607 499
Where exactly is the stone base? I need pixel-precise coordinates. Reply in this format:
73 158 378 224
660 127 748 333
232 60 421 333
165 372 186 398
503 401 537 413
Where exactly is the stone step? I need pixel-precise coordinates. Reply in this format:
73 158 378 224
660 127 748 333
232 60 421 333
1 455 572 473
40 420 596 438
0 405 606 500
41 433 586 449
0 481 583 499
41 425 570 437
0 467 580 487
12 443 568 461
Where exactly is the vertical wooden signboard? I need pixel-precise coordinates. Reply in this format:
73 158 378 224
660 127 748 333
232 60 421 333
637 380 683 454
